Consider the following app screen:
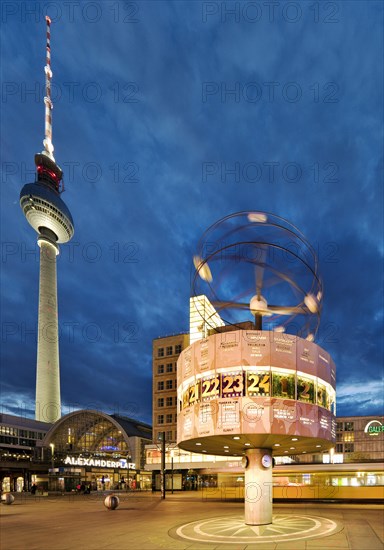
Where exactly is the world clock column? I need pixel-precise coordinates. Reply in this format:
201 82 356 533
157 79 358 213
243 448 273 525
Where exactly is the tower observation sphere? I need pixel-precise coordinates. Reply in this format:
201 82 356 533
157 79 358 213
19 17 74 424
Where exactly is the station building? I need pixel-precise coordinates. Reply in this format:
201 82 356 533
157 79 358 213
0 413 51 492
1 410 152 492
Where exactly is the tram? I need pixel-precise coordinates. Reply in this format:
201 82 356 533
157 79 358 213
200 462 384 502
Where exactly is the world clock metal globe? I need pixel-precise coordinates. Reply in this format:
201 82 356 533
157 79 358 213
191 211 322 339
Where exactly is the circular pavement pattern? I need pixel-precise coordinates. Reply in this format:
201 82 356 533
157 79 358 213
170 514 341 544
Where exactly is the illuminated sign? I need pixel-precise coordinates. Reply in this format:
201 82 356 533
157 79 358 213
364 420 384 436
64 456 136 469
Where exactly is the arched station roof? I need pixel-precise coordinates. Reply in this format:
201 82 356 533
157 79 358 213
42 410 152 454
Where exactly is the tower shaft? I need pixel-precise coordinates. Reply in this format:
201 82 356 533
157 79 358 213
35 233 61 423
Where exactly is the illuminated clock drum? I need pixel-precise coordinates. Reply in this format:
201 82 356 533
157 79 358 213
177 330 336 457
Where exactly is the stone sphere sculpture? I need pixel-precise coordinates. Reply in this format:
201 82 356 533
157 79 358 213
104 495 119 510
1 493 15 505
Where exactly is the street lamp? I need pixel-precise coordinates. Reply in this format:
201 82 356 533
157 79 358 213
160 432 165 499
170 449 174 494
127 455 131 490
49 443 55 491
49 443 55 470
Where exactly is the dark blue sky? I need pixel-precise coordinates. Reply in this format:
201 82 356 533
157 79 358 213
1 1 383 425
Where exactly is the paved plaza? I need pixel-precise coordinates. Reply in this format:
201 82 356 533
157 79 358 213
1 492 383 550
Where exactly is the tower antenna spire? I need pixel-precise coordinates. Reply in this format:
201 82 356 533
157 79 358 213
43 16 55 160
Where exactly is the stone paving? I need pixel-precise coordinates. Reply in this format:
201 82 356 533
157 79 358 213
1 492 383 550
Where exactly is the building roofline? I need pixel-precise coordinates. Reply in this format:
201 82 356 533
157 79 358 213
336 415 384 420
153 331 189 341
0 413 52 429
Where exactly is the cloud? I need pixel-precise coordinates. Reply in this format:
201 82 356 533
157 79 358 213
336 381 383 416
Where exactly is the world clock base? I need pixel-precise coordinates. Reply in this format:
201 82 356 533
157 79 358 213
244 448 273 525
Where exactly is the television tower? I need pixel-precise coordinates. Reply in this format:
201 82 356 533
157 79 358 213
20 17 74 423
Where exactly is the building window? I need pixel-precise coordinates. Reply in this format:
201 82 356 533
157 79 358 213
166 414 173 423
165 379 173 390
157 365 164 374
166 346 173 356
158 398 164 407
344 443 354 453
158 381 164 391
0 436 18 444
158 348 164 357
166 363 173 373
344 422 354 432
166 431 173 440
343 432 354 443
157 415 164 424
175 344 182 354
336 422 343 432
0 426 18 436
336 443 343 453
166 396 173 407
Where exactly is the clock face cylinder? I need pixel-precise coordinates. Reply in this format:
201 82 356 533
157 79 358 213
177 330 336 456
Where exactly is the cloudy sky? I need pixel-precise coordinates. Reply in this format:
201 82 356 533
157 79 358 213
1 1 383 425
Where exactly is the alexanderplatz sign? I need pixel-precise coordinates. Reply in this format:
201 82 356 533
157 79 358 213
64 456 136 469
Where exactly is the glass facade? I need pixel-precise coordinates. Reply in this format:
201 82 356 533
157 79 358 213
0 425 45 447
49 413 129 454
40 411 152 492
